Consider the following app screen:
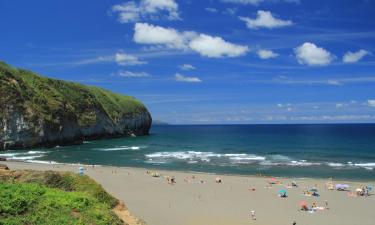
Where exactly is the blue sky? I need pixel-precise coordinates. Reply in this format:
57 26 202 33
1 0 375 124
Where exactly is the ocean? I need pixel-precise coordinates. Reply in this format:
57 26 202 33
2 124 375 180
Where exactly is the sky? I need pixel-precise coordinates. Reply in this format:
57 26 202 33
1 0 375 124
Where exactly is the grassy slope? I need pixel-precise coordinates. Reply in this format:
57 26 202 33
0 171 122 225
0 61 147 126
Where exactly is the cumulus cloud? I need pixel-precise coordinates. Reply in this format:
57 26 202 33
179 64 196 70
239 10 292 29
115 52 147 65
175 73 202 82
189 34 249 58
133 23 249 58
133 23 195 49
294 42 334 66
112 0 179 23
343 49 370 63
257 49 278 59
117 71 150 77
368 99 375 107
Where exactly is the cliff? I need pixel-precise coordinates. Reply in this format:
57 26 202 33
0 62 152 150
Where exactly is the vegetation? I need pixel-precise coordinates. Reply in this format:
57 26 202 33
0 61 147 126
0 171 122 225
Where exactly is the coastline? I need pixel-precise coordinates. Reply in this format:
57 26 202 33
3 161 375 225
5 159 375 183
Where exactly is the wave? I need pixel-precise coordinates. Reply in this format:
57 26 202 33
144 151 375 171
348 162 375 170
0 150 48 161
27 160 59 164
96 146 142 151
145 151 266 164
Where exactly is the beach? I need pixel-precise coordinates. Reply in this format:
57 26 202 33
4 161 375 225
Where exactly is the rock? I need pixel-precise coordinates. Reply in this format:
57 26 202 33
0 61 152 150
0 164 9 170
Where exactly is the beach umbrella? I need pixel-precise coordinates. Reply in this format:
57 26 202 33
278 189 287 196
310 187 318 192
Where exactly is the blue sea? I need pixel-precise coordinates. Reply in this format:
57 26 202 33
2 124 375 180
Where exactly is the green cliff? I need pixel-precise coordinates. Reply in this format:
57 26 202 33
0 62 152 150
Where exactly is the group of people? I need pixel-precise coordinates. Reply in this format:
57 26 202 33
300 200 329 212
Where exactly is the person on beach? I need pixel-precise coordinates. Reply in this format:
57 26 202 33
293 221 297 225
325 200 329 209
250 210 256 220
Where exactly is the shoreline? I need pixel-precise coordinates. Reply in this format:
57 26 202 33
5 159 375 183
3 161 375 225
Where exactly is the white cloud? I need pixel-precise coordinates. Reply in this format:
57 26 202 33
117 71 150 77
221 0 300 5
175 73 202 83
179 64 196 70
221 0 263 4
134 23 249 58
239 10 292 29
205 7 218 13
257 49 278 59
189 34 249 58
115 52 147 65
336 103 347 108
343 49 370 63
76 51 146 66
133 23 194 49
112 0 179 24
224 8 238 16
368 99 375 107
294 42 334 66
327 80 342 86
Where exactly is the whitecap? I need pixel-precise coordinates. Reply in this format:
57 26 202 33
11 155 44 160
27 160 59 164
326 162 345 167
97 146 141 151
145 151 265 164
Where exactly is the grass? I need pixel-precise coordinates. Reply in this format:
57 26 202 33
0 171 122 225
0 61 148 126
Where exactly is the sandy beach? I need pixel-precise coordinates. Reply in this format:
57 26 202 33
4 161 375 225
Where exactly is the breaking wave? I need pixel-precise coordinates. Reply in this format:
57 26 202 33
144 151 375 170
96 146 143 151
0 150 49 162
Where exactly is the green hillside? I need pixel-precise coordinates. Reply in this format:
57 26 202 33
0 170 122 225
0 61 147 126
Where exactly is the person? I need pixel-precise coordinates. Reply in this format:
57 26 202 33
312 202 317 209
250 210 256 220
325 200 329 209
293 221 297 225
79 166 84 175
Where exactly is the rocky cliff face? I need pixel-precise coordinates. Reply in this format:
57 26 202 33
0 62 152 150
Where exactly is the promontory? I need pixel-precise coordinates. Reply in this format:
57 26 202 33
0 62 152 150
